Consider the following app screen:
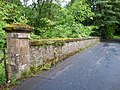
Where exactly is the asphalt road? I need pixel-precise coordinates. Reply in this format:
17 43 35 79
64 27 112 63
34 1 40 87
12 41 120 90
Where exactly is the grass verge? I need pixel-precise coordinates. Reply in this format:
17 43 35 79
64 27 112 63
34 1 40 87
114 35 120 39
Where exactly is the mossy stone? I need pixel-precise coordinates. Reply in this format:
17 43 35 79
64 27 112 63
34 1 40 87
3 23 34 32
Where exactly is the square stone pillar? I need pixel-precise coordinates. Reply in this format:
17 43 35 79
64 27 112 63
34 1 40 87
3 23 34 79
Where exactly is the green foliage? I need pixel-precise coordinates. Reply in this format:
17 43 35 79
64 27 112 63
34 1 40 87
114 35 120 39
0 1 28 49
0 53 6 84
0 1 28 24
0 21 6 49
31 0 95 39
94 0 120 39
68 0 94 23
0 62 6 84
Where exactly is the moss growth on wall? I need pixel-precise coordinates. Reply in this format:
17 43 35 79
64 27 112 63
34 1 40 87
42 42 99 67
30 37 100 47
3 23 34 32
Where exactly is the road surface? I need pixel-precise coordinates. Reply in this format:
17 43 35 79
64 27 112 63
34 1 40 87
12 41 120 90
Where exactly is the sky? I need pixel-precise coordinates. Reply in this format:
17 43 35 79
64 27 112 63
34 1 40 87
21 0 71 7
60 0 71 7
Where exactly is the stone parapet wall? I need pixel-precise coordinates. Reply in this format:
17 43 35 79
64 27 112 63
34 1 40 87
3 23 100 81
30 37 100 66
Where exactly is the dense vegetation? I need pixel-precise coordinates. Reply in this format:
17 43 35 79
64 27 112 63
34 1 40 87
0 0 120 85
0 0 120 48
93 0 120 39
0 0 95 48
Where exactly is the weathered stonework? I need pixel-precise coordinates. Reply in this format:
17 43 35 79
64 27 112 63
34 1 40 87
3 23 33 79
30 38 100 67
3 23 100 80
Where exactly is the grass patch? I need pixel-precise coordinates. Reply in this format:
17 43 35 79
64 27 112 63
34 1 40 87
114 35 120 39
21 63 52 79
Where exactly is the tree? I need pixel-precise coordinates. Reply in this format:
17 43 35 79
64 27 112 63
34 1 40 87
29 0 95 39
68 0 94 23
0 0 28 49
112 0 120 35
94 0 120 39
0 0 96 41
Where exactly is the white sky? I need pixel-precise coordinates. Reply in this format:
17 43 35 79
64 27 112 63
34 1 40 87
60 0 71 7
21 0 71 7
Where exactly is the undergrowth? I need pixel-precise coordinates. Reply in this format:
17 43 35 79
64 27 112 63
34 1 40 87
0 53 6 85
